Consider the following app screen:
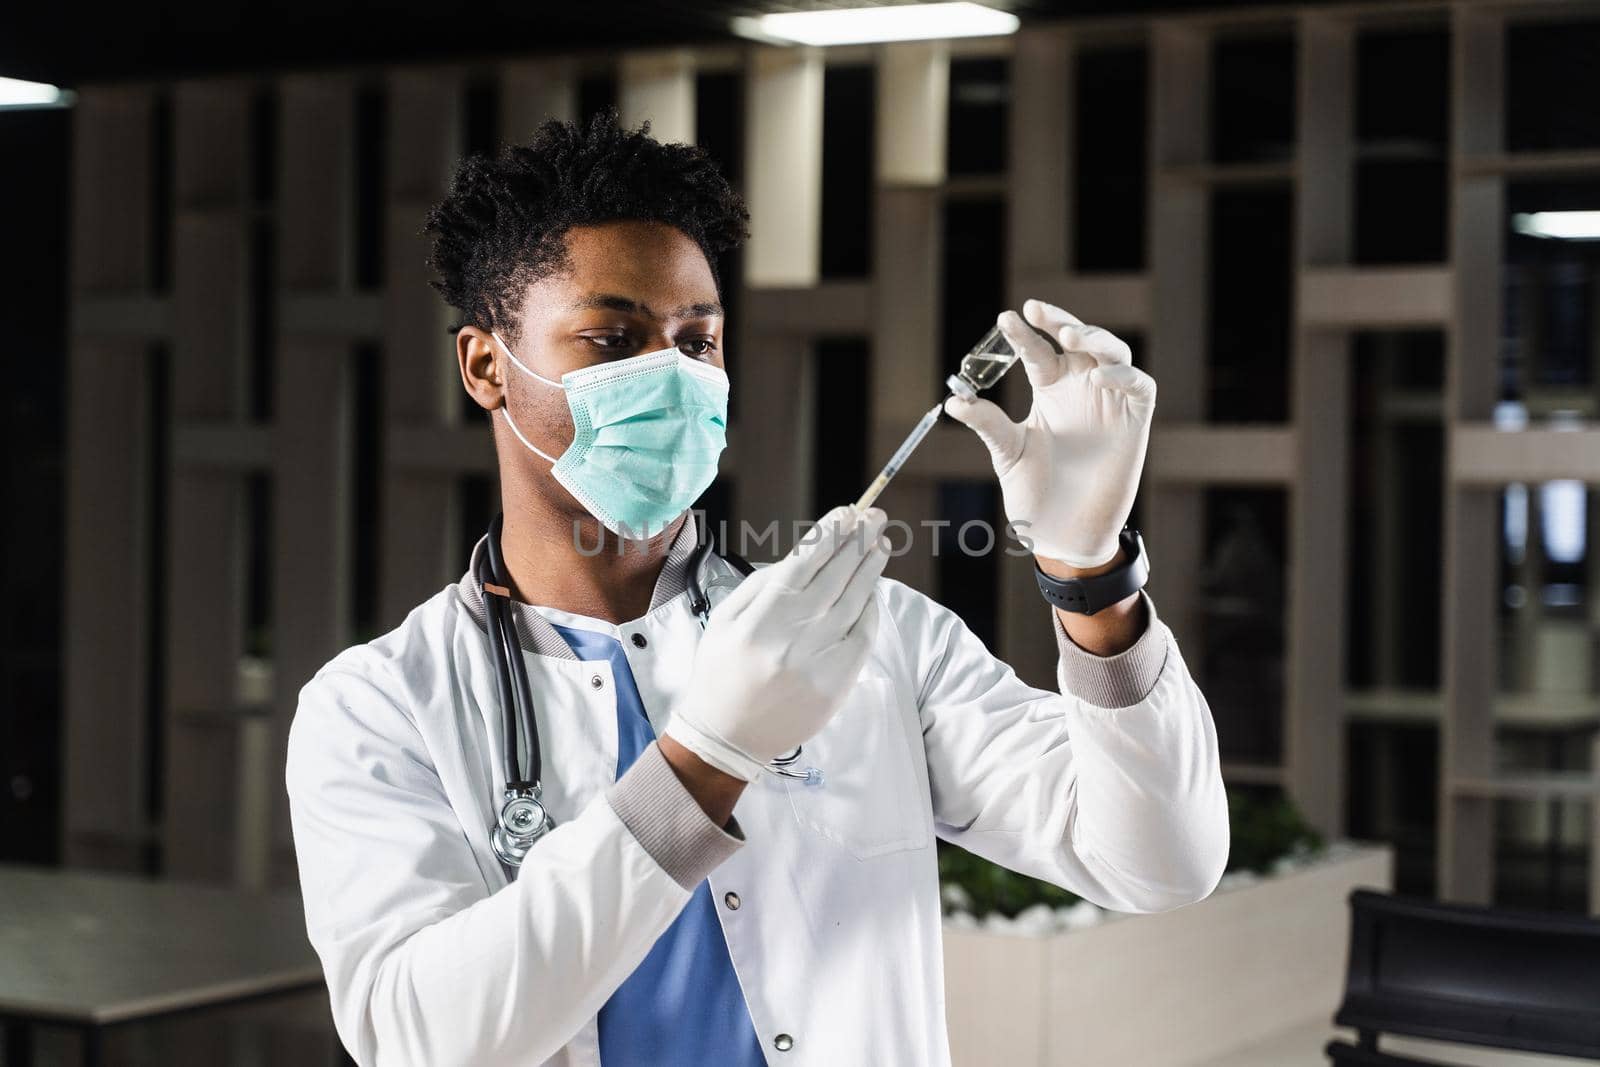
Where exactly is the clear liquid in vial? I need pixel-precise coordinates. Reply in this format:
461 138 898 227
947 320 1064 400
956 326 1020 392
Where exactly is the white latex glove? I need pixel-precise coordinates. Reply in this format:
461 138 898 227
664 505 889 782
944 299 1156 569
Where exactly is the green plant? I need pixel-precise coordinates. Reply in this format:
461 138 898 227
937 840 1081 918
1224 787 1323 874
937 787 1324 919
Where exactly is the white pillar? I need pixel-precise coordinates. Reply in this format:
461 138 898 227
1440 6 1507 904
267 74 359 888
743 48 824 288
620 50 696 144
877 41 950 187
501 60 577 143
1003 27 1075 686
63 88 157 872
1286 13 1355 836
164 80 252 883
380 70 464 627
1144 21 1211 668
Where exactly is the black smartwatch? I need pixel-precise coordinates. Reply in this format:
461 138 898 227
1034 527 1149 615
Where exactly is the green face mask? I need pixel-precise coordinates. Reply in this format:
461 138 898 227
493 332 729 539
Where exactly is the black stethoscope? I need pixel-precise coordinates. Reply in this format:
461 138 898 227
477 510 814 870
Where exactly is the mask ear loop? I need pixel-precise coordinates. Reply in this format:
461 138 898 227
491 330 563 464
491 330 564 387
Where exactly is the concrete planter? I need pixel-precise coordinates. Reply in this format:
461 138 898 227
941 844 1394 1067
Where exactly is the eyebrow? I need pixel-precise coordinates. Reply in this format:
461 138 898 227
567 293 723 320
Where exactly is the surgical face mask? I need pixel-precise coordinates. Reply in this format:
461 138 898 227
492 331 729 538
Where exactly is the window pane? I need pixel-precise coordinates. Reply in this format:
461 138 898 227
1202 487 1287 765
352 344 385 643
1353 29 1449 265
1207 187 1292 422
1346 330 1445 691
1504 180 1600 397
812 337 871 514
942 198 1007 403
1506 20 1600 153
353 84 387 292
936 481 1002 650
577 72 617 126
947 57 1008 177
1073 45 1147 272
1211 35 1296 164
462 76 501 157
1345 721 1438 897
820 64 875 279
1493 797 1592 913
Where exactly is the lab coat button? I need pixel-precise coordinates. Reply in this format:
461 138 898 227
631 633 648 648
724 891 741 910
773 1034 794 1052
590 674 604 689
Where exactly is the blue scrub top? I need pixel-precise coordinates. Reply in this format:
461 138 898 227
549 622 765 1067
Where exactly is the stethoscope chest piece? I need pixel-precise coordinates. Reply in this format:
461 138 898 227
493 785 555 868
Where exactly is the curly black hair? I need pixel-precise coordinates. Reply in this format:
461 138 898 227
423 108 750 340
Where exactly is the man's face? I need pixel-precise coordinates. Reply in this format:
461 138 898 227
515 218 725 379
470 218 725 525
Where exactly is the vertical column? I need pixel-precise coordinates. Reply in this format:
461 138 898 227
63 90 156 871
1588 490 1600 733
1441 5 1506 904
871 188 942 593
1145 21 1211 667
877 41 950 186
732 329 817 550
267 75 358 888
738 49 824 532
1591 733 1600 915
620 50 696 144
380 70 464 626
1003 27 1075 686
874 41 950 595
1296 15 1353 268
1511 488 1544 691
501 60 577 142
1372 349 1404 688
1009 28 1072 283
744 47 824 289
164 81 252 882
1286 13 1354 835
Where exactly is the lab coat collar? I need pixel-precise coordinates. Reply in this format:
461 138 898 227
453 514 701 656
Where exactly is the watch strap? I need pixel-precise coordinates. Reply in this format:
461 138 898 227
1035 528 1149 615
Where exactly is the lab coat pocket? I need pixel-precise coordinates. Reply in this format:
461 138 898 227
784 675 930 859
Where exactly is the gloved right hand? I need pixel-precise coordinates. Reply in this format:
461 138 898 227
663 505 889 782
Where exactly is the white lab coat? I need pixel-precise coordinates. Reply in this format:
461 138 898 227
286 552 1228 1066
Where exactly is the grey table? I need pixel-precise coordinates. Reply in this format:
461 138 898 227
0 864 333 1067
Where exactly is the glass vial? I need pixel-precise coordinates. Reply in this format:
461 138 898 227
946 320 1064 401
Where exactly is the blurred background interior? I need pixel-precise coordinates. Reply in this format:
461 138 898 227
4 0 1600 1064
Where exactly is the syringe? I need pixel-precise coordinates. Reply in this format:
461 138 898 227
854 402 944 511
852 316 1063 512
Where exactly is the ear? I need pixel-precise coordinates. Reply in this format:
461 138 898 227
458 326 505 412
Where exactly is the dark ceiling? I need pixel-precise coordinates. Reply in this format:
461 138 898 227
13 0 1324 88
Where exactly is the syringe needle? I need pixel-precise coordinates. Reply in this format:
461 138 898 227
853 402 945 511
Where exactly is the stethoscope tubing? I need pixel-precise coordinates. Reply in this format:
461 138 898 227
484 511 816 870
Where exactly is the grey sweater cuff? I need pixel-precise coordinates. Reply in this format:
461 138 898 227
1053 589 1170 709
605 741 745 890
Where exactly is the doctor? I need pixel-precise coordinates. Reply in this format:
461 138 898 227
286 110 1228 1067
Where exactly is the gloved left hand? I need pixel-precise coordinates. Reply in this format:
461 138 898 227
944 299 1155 570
